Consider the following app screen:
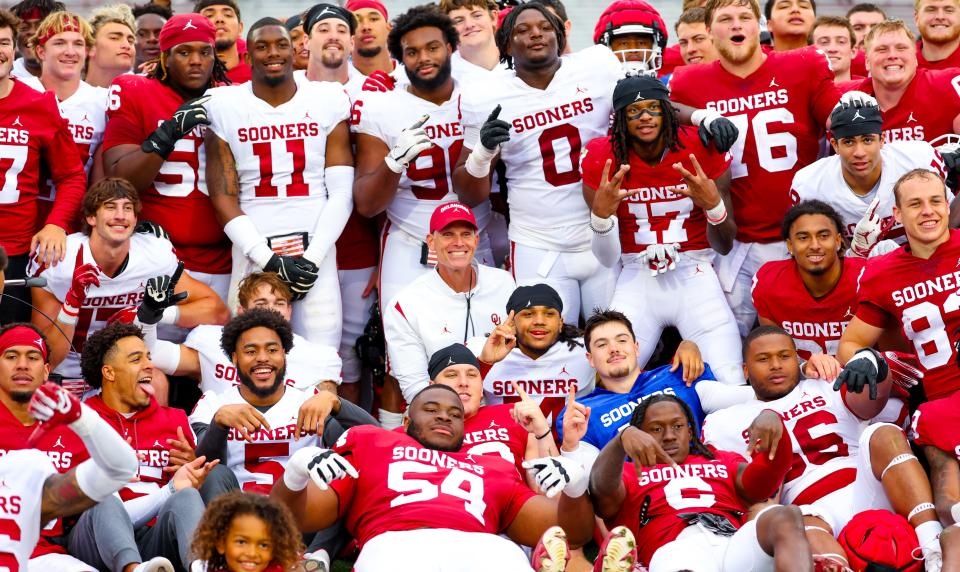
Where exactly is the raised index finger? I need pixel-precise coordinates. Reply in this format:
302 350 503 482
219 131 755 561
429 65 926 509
487 104 502 122
688 153 706 176
412 114 430 129
509 379 531 402
169 261 185 289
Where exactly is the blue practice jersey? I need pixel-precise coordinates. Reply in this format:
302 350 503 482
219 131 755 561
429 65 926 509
556 364 713 451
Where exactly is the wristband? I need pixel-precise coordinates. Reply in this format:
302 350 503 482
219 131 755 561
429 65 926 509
590 212 616 234
465 145 497 178
705 200 728 225
223 215 274 268
167 479 177 494
691 108 719 128
58 303 79 326
536 429 552 440
384 154 405 174
159 306 179 326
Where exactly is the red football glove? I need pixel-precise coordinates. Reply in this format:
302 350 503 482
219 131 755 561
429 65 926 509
28 382 82 447
106 306 139 325
883 351 923 397
61 246 101 324
361 70 396 92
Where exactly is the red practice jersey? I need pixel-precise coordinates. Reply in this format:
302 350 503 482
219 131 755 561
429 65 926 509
581 127 730 253
460 404 529 473
0 402 89 556
102 75 231 274
842 68 960 145
0 79 86 255
855 230 960 399
669 48 839 243
752 257 864 358
226 62 251 85
607 451 747 567
331 425 535 550
916 42 960 71
911 390 960 457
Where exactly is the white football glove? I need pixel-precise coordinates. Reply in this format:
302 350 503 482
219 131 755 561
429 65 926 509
869 239 899 258
283 446 358 492
522 456 587 499
850 195 887 258
838 90 878 109
385 114 433 174
640 243 681 276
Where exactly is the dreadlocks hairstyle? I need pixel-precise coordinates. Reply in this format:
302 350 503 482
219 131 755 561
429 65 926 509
132 2 174 20
387 4 460 62
780 199 846 241
610 100 683 167
191 491 303 572
148 41 231 87
494 1 566 70
630 393 714 460
557 323 584 351
219 308 295 359
80 322 144 389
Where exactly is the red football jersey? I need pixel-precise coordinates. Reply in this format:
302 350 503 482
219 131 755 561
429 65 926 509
752 257 864 358
336 210 379 270
331 425 535 550
842 68 960 145
226 62 252 84
0 402 89 556
607 451 748 567
0 79 86 255
670 47 839 243
460 404 529 474
911 390 960 456
916 42 960 71
851 51 868 78
856 229 960 399
102 75 231 274
659 44 684 79
581 127 730 253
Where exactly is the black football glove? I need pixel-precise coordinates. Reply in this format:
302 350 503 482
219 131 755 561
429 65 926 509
137 262 188 325
698 116 739 154
264 255 319 301
141 96 211 159
942 151 960 190
479 104 511 152
833 347 889 400
135 220 170 241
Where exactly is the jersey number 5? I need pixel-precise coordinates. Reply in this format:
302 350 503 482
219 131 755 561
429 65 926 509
387 461 487 525
0 517 21 571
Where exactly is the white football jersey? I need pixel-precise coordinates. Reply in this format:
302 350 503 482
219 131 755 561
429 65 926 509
353 82 490 239
0 449 57 570
791 140 949 242
467 336 595 430
450 52 509 82
30 233 177 378
188 386 320 493
203 76 351 239
459 45 621 251
183 324 342 394
702 379 904 505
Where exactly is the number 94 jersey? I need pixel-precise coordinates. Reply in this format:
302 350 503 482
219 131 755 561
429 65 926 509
855 229 960 400
202 77 351 239
0 449 57 570
330 425 535 550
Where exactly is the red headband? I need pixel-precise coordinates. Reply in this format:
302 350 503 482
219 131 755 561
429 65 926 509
159 13 216 52
36 14 82 48
345 0 388 20
0 326 48 361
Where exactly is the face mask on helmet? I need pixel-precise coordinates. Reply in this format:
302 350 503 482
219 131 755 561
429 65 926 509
594 1 668 77
607 28 662 76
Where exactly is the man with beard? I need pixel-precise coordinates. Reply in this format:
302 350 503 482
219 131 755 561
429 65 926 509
346 0 408 92
103 13 234 300
271 384 595 571
194 0 249 84
189 309 353 495
132 3 171 71
9 0 63 79
704 326 948 570
205 18 353 349
916 0 960 71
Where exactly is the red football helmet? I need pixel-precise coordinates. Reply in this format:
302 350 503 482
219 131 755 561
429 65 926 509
837 510 922 572
593 0 668 76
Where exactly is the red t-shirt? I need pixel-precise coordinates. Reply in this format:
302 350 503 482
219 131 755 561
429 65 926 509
912 390 960 455
916 41 960 71
102 75 232 274
670 47 839 243
581 126 730 253
0 79 86 255
855 229 960 399
460 404 529 474
226 61 252 84
330 425 535 550
753 257 864 358
607 451 748 567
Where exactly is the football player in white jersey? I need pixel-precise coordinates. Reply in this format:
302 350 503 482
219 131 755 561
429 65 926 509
467 284 595 431
703 326 946 571
439 0 503 78
28 178 229 395
205 18 354 349
791 103 956 257
0 326 140 571
144 272 341 395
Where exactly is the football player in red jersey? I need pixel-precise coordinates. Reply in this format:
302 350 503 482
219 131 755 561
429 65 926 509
590 392 809 571
272 383 594 571
675 7 719 66
0 9 88 324
753 201 863 367
592 0 670 77
8 0 63 80
103 13 234 300
585 74 743 387
849 19 960 146
839 169 960 401
84 5 136 89
916 0 960 71
194 0 250 84
810 16 859 83
764 0 815 52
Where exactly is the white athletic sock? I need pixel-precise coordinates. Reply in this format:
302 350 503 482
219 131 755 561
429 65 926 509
917 520 944 556
379 409 404 430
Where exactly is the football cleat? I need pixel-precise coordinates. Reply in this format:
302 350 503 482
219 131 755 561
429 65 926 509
532 525 570 572
594 526 637 572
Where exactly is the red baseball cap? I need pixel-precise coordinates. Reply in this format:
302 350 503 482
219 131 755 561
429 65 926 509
429 202 477 233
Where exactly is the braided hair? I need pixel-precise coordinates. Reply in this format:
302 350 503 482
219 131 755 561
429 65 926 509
557 323 584 351
148 48 231 88
629 393 714 460
610 99 684 167
494 1 566 70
